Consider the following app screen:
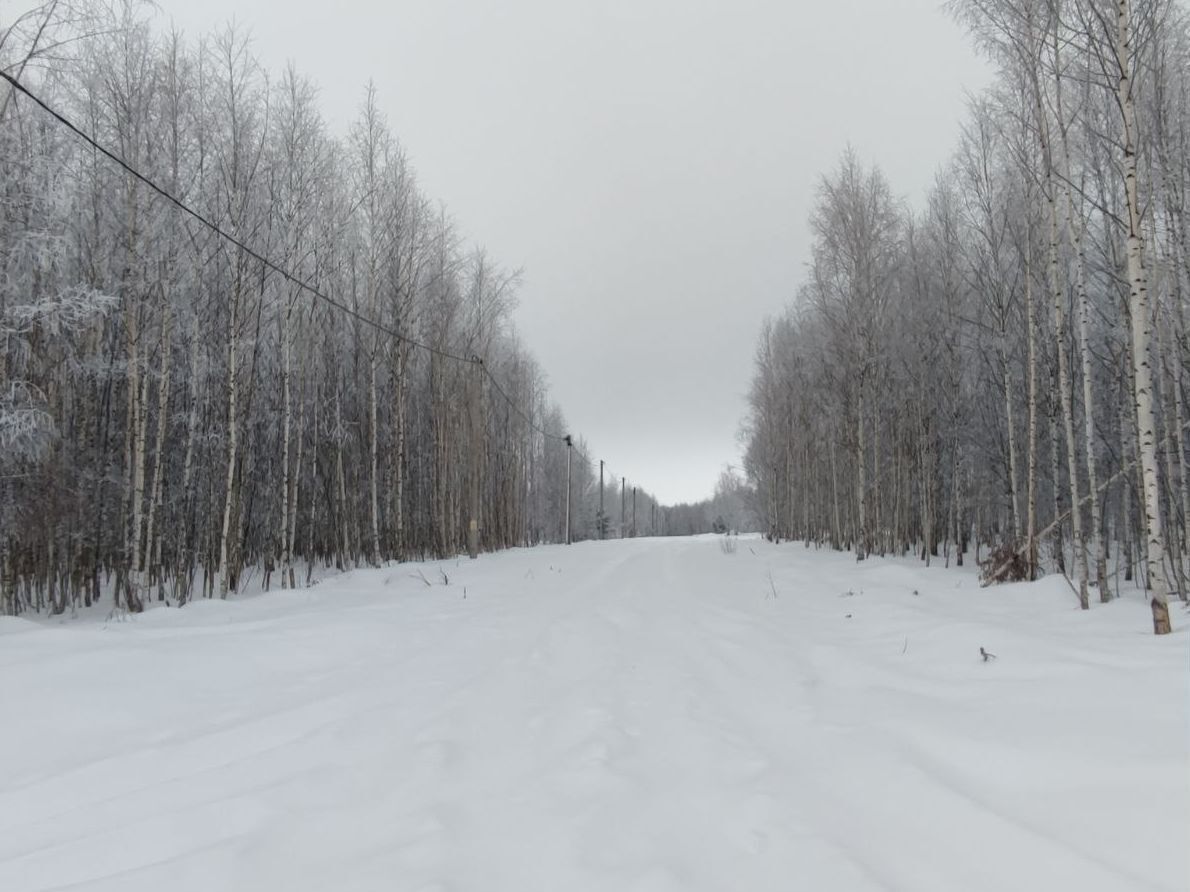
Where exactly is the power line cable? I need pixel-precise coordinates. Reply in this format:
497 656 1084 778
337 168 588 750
2 70 663 509
478 360 567 444
0 69 473 366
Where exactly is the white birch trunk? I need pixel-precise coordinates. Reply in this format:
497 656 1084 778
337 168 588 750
286 369 305 590
143 302 173 599
335 386 351 570
1116 0 1171 633
394 341 407 560
1117 366 1135 584
216 264 243 599
1001 337 1022 541
279 303 292 588
178 316 202 601
1157 315 1187 601
120 176 146 613
123 294 142 611
1051 39 1109 597
855 376 868 560
1048 392 1066 575
1025 231 1039 580
1049 188 1090 609
369 357 381 566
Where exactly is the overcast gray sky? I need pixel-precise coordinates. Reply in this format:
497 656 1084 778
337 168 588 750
158 0 991 505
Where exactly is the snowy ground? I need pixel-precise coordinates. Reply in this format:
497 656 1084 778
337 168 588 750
2 535 1186 892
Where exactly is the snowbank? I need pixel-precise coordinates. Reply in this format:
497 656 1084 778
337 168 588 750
1 536 1185 891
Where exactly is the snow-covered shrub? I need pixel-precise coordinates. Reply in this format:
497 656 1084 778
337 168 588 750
979 542 1028 586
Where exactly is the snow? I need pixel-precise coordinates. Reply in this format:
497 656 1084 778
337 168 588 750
1 535 1186 892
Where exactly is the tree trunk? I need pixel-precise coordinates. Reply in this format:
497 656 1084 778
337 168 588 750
1050 191 1090 610
1116 0 1171 633
143 301 173 599
368 356 381 566
216 260 244 599
1025 231 1039 580
855 376 868 561
1001 336 1022 542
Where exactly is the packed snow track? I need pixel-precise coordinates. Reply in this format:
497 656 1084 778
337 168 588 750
1 535 1185 891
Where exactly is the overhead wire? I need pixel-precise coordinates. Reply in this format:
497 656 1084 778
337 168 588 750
477 360 567 444
0 69 473 366
2 69 659 507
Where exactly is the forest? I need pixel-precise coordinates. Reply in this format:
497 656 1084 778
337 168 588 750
744 0 1189 633
0 2 681 615
4 0 1187 638
2 3 1184 886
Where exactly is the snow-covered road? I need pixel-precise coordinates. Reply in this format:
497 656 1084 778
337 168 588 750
2 536 1185 891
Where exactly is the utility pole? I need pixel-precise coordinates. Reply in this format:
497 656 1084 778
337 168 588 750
621 478 626 538
564 435 573 546
632 486 637 538
468 359 482 559
599 460 605 539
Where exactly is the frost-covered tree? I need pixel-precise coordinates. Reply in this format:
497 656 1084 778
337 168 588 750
745 0 1189 634
0 3 622 614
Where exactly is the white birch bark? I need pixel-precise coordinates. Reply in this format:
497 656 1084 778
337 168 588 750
142 300 173 599
855 376 868 561
1002 336 1022 541
1049 190 1090 609
286 367 305 590
1024 227 1039 580
123 183 146 613
278 301 292 587
177 314 202 602
216 261 243 599
368 356 381 566
1116 0 1171 633
1050 28 1109 597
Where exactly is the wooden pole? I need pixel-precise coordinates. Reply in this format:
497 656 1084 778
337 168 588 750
564 435 573 546
632 486 637 538
468 360 481 559
599 459 605 539
621 478 626 538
